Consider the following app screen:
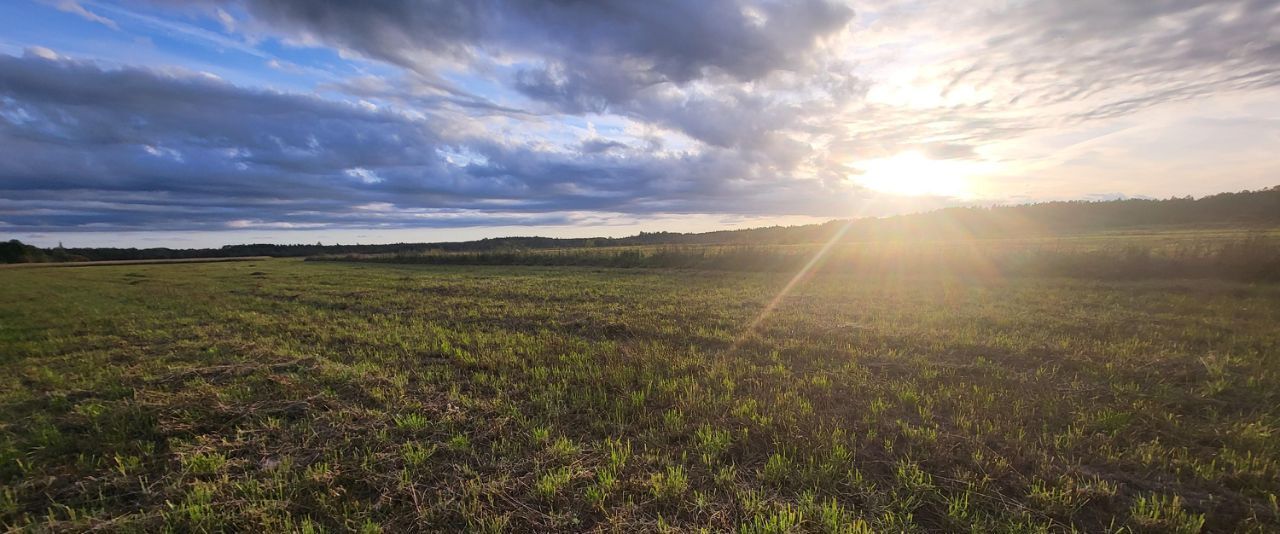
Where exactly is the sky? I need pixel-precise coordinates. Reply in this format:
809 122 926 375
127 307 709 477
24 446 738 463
1 0 1278 248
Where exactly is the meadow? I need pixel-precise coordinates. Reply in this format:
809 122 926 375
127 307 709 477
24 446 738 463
2 254 1278 532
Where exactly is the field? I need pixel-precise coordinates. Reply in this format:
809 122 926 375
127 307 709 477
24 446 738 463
313 231 1280 282
2 256 1279 532
0 257 271 270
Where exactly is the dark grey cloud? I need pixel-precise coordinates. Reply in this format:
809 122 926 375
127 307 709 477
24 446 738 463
0 52 865 232
142 0 858 161
154 0 853 105
579 139 628 154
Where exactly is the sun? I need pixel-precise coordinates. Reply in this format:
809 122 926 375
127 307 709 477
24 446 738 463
853 150 979 197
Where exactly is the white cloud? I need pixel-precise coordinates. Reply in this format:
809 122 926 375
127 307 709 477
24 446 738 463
49 0 119 30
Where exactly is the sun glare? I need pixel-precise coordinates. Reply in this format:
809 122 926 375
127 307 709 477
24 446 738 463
853 150 978 197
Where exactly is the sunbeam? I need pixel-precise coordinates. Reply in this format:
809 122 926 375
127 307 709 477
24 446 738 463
727 219 855 354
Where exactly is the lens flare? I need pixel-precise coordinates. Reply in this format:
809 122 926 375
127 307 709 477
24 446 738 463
728 220 854 353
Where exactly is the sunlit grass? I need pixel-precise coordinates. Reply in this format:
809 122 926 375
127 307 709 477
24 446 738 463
0 256 1277 530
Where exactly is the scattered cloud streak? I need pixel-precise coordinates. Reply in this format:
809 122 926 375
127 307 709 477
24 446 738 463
48 0 120 30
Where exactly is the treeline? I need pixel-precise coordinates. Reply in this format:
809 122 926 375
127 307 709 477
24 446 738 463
10 237 697 263
836 186 1280 242
314 237 1280 282
5 186 1279 263
0 240 87 263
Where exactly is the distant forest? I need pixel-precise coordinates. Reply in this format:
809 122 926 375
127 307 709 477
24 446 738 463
4 186 1278 263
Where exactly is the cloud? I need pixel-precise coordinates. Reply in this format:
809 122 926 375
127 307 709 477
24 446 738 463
144 0 853 115
920 143 977 160
5 0 1279 236
219 0 851 83
580 139 628 154
811 0 1280 175
49 0 120 30
150 0 1277 166
0 52 874 232
23 46 61 61
878 0 1280 121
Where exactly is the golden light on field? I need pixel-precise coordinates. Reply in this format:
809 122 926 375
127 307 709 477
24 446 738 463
853 151 979 197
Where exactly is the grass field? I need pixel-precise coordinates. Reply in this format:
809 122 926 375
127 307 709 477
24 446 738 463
2 258 1279 532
